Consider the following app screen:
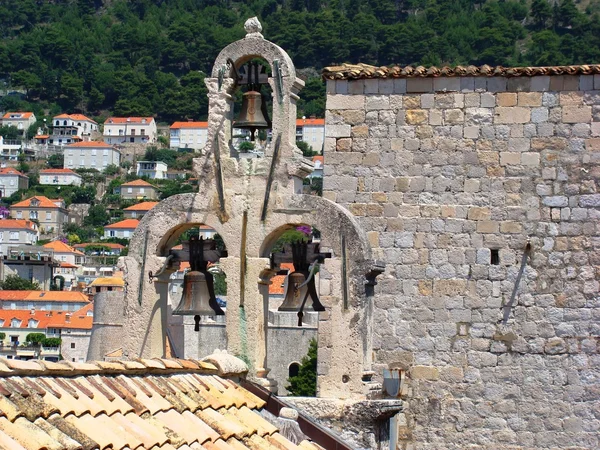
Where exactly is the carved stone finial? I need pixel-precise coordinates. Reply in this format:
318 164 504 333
244 17 263 38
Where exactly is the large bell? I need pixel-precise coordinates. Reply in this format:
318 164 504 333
234 90 270 141
278 272 308 312
173 270 224 331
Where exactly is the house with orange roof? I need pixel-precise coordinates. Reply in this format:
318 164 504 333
169 121 209 150
50 113 98 145
103 116 157 144
123 201 158 219
310 155 324 178
114 178 158 200
0 167 28 197
9 195 68 235
73 242 125 255
296 117 325 153
1 112 36 134
47 303 94 363
0 290 90 313
0 219 38 255
64 141 120 170
104 218 139 239
42 240 85 288
39 168 82 186
136 160 168 179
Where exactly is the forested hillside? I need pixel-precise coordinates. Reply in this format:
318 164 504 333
1 0 599 123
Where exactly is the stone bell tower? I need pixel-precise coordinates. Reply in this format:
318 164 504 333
99 17 383 399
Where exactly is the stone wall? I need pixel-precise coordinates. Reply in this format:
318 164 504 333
324 74 599 449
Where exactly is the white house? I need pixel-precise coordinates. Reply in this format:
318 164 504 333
136 161 168 179
10 196 68 235
103 117 157 145
0 219 38 255
104 219 139 239
296 118 325 153
169 121 208 150
49 113 98 146
0 167 28 197
64 141 120 170
42 240 85 289
1 112 36 134
0 136 22 161
39 168 82 186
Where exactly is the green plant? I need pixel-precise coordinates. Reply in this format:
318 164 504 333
25 333 45 346
41 337 61 347
0 332 6 341
0 275 40 290
286 338 317 397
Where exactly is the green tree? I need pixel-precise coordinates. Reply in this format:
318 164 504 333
297 140 316 157
0 275 40 290
25 333 45 346
41 337 61 347
286 338 317 396
0 125 20 140
84 204 110 226
530 0 552 29
47 154 64 168
103 164 120 176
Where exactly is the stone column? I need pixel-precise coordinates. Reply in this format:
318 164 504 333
152 268 176 358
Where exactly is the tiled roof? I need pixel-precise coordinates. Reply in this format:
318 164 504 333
11 196 63 209
47 310 93 330
89 277 125 287
74 242 125 250
43 240 85 255
105 219 140 229
0 219 36 230
105 117 154 124
171 121 208 129
53 113 97 123
2 112 33 119
0 290 90 303
67 141 113 148
312 156 324 164
322 63 600 80
296 118 324 126
0 168 25 176
0 358 322 450
59 262 78 269
269 263 294 295
120 179 155 187
0 310 53 328
34 134 50 139
40 168 80 175
124 201 159 211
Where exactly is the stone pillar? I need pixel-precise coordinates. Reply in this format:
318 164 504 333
153 268 177 358
87 291 125 361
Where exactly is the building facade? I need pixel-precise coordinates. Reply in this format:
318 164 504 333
0 168 28 198
42 240 85 289
169 121 208 150
0 290 90 312
103 117 157 144
114 179 158 200
1 112 36 134
50 113 98 146
296 118 325 153
64 141 121 170
104 219 139 239
0 219 38 255
39 168 82 186
136 161 168 179
322 64 600 449
123 201 158 219
10 196 68 235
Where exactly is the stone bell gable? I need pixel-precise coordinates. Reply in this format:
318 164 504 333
322 63 600 449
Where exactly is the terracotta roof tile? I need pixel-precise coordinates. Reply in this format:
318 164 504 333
53 113 97 124
88 277 125 287
171 121 208 129
67 141 113 148
120 179 155 187
124 201 159 211
2 112 33 119
40 168 80 175
0 219 36 230
105 117 154 124
105 218 140 229
0 290 89 303
0 168 26 176
0 358 334 450
296 118 324 126
43 240 86 255
323 63 600 80
10 195 64 209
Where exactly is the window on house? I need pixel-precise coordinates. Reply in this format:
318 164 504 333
61 255 66 262
71 343 75 349
91 149 96 156
9 232 18 240
140 129 145 136
109 230 115 237
131 129 135 136
139 188 145 194
127 187 132 193
124 230 130 238
103 149 108 156
28 319 38 328
0 232 3 241
16 211 22 219
46 212 52 221
11 319 21 327
80 159 85 167
130 137 134 143
289 363 300 378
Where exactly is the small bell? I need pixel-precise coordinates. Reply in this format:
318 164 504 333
234 90 270 141
278 272 308 312
173 270 224 331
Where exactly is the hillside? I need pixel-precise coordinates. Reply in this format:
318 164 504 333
1 0 599 123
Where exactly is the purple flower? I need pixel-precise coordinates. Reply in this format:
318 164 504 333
296 225 312 236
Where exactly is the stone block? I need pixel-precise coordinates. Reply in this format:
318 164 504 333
406 78 433 93
500 221 522 233
335 80 348 94
580 75 594 91
326 80 336 94
429 110 442 125
433 279 467 296
585 138 600 151
406 110 428 125
421 94 435 109
351 125 369 138
464 126 480 139
530 76 550 91
531 107 549 123
579 194 600 207
521 153 540 166
543 196 568 207
591 122 600 137
494 107 531 124
378 79 394 94
468 207 491 221
348 80 364 94
507 77 531 92
326 124 352 138
497 93 517 107
487 77 507 92
481 93 496 107
560 91 584 105
410 365 440 380
595 74 600 90
464 93 480 107
563 106 592 123
518 92 542 106
464 179 480 192
366 95 390 110
433 77 460 92
461 77 475 91
336 138 352 152
476 221 499 233
442 109 463 125
393 79 407 94
340 109 366 125
364 79 379 94
327 95 365 110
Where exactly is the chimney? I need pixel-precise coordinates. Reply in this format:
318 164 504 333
65 313 71 323
30 307 35 315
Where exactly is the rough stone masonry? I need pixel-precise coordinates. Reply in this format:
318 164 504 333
323 66 600 449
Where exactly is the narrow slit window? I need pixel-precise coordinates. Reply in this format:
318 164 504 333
490 249 500 265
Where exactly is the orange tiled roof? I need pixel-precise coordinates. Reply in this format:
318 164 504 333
124 201 159 211
0 290 90 303
171 121 208 129
10 195 64 209
89 277 125 287
2 112 33 119
34 134 50 139
40 168 79 174
53 113 97 123
312 156 324 164
0 167 25 176
67 140 113 148
59 262 78 269
323 63 600 80
43 240 85 255
105 116 154 124
120 179 155 187
269 262 295 295
0 219 36 230
105 218 140 229
0 357 325 450
0 310 52 328
297 118 325 126
46 310 93 329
